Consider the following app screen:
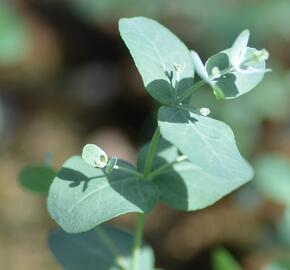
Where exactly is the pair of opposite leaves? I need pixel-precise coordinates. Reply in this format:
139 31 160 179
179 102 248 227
119 17 269 103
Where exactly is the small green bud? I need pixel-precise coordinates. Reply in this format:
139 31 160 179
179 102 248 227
105 157 118 174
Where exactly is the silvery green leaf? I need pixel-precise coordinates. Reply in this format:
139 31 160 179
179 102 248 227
158 105 253 181
158 106 253 182
138 139 251 211
82 144 108 168
119 17 194 105
48 156 158 233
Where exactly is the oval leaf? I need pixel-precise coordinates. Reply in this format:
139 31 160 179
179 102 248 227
48 156 158 233
49 225 155 270
138 139 251 211
158 105 253 181
18 165 56 194
119 16 194 105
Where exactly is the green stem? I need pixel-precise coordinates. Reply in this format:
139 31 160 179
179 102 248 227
179 50 263 103
178 79 207 102
178 66 234 102
130 126 161 270
115 165 143 178
143 127 161 178
148 155 187 179
96 227 127 270
130 213 145 270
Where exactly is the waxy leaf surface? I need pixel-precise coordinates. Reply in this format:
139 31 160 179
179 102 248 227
48 156 158 233
138 139 251 211
158 106 253 181
119 17 194 105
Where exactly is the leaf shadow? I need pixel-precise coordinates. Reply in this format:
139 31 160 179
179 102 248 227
153 163 189 210
138 139 189 210
56 161 157 212
48 225 137 270
146 76 194 105
206 52 239 97
57 167 103 192
159 105 199 125
106 161 158 212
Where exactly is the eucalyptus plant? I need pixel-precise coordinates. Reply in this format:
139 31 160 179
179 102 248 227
19 17 270 270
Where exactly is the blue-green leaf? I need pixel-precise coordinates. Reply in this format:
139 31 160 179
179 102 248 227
18 165 56 194
158 105 253 181
138 139 251 211
49 225 155 270
47 156 158 233
119 16 194 105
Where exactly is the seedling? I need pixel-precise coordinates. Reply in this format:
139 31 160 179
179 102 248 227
19 17 270 270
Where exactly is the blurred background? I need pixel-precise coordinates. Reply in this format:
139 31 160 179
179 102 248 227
0 0 290 269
